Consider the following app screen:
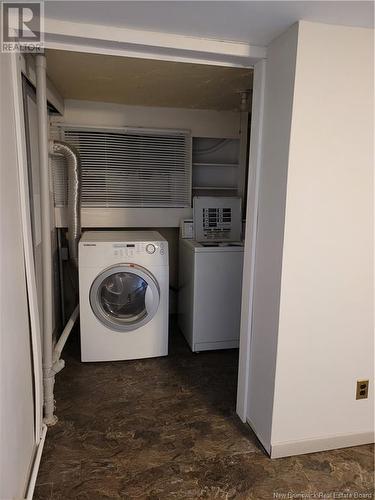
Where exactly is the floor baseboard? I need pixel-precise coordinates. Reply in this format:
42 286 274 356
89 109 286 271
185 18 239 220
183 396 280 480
270 431 375 459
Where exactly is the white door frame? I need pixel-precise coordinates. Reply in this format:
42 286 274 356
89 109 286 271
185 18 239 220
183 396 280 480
10 53 44 443
40 23 267 424
42 18 266 68
236 60 266 421
9 51 47 499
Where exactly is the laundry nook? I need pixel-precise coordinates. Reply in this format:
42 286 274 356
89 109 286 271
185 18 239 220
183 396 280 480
43 50 251 366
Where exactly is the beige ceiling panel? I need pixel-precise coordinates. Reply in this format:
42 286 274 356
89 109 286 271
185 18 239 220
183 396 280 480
45 49 252 111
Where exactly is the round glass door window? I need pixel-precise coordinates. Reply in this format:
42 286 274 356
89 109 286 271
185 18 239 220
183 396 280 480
90 264 160 332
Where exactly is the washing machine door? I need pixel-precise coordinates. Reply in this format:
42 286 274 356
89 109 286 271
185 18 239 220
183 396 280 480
90 264 160 332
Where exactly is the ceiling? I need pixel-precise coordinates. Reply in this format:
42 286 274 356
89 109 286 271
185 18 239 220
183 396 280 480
45 1 374 46
46 49 253 111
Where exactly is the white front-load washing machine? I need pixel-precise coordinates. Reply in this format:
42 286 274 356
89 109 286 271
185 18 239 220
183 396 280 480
79 231 169 362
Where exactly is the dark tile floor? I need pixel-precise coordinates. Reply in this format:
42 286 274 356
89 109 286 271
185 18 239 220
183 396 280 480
35 321 374 499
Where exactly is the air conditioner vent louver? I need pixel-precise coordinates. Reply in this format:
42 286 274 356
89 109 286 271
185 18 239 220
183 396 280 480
55 126 192 208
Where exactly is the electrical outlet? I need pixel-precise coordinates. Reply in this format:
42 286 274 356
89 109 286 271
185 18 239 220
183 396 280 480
356 380 369 400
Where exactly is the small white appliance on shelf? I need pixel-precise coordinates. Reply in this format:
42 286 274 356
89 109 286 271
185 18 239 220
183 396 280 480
178 196 244 352
79 231 169 362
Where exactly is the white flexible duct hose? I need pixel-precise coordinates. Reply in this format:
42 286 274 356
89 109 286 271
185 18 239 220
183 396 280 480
50 140 81 267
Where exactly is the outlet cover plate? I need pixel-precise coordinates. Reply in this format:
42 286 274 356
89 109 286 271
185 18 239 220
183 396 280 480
356 380 369 400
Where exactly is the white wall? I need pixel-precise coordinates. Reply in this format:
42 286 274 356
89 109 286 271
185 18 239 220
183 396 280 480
51 99 241 139
0 53 36 499
271 21 374 454
247 21 374 457
246 23 299 452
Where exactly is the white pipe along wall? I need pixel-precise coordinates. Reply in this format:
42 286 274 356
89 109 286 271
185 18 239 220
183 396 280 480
36 54 56 425
36 55 80 424
53 305 79 373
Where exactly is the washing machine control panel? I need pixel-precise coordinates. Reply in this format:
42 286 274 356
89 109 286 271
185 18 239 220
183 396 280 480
79 232 168 268
113 243 137 258
111 242 166 260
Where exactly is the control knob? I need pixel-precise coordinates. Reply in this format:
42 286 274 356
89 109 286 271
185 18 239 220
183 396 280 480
146 243 156 254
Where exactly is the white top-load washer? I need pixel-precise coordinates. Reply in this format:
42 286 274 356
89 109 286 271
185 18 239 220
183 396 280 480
178 196 244 352
178 239 243 352
79 231 168 362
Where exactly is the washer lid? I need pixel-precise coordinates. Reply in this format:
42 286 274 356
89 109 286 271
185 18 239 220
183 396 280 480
90 264 160 332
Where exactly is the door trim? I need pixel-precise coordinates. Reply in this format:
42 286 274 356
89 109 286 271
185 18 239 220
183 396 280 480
10 53 43 443
42 18 266 68
236 59 267 421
